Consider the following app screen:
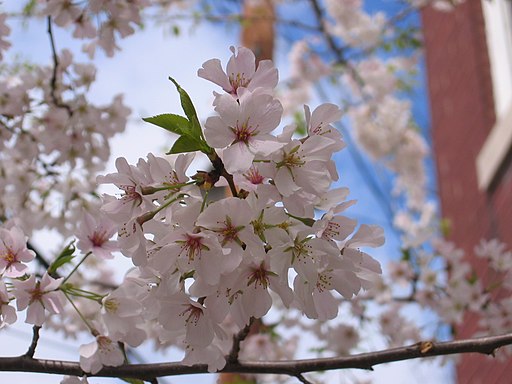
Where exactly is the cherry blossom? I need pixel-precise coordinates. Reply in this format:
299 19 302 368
13 273 64 326
0 226 35 278
76 210 118 259
0 280 16 328
198 46 278 95
204 89 284 173
79 334 125 374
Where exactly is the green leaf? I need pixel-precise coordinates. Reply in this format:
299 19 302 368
168 77 203 139
142 113 190 136
401 248 411 262
440 218 452 237
167 135 203 154
293 111 307 136
48 241 76 275
22 0 37 16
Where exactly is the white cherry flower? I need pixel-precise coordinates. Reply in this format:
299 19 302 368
158 292 218 348
79 335 124 374
13 273 64 326
0 226 35 278
0 280 16 328
204 89 283 174
198 46 278 95
76 210 118 260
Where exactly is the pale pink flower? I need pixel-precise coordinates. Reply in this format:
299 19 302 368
101 289 145 347
72 14 97 39
198 46 278 95
158 292 217 348
475 238 512 272
294 259 363 320
0 280 16 327
182 342 226 372
270 230 331 283
42 0 82 28
152 229 226 285
327 324 360 355
79 335 125 374
313 213 357 244
304 103 344 150
0 226 35 277
204 89 283 173
237 257 293 319
196 197 263 271
117 218 147 266
97 157 149 222
76 210 118 259
268 136 335 198
13 273 64 326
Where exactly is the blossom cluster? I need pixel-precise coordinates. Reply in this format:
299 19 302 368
90 46 383 371
0 46 129 237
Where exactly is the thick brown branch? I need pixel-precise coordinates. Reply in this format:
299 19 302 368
0 332 511 380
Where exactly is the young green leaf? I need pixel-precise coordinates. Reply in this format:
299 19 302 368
167 135 203 154
168 77 203 139
48 240 76 275
142 113 190 136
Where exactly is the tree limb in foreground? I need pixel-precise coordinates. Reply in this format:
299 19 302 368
0 332 510 381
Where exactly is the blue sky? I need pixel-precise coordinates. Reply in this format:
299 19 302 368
1 2 453 383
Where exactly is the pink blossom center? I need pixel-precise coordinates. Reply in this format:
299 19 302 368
1 247 16 266
180 304 203 325
278 148 305 169
323 221 341 239
218 216 243 246
247 264 270 289
29 282 43 304
178 234 206 262
88 229 109 247
97 336 116 353
228 72 249 94
120 184 142 206
104 298 119 314
232 119 256 145
243 167 264 185
316 272 333 292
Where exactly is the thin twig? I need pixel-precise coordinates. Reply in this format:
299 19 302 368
227 318 255 363
24 325 42 358
46 16 73 115
0 332 511 380
296 373 313 384
27 241 52 272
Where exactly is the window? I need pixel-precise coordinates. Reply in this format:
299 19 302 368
476 0 512 190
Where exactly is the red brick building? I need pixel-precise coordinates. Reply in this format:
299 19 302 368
422 1 512 383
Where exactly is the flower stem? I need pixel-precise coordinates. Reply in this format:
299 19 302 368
60 252 92 286
63 291 97 335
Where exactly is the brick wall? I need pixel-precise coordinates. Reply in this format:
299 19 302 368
422 1 512 383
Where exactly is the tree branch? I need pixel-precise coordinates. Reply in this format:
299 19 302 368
24 326 41 358
0 332 510 380
46 16 73 115
227 318 255 363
